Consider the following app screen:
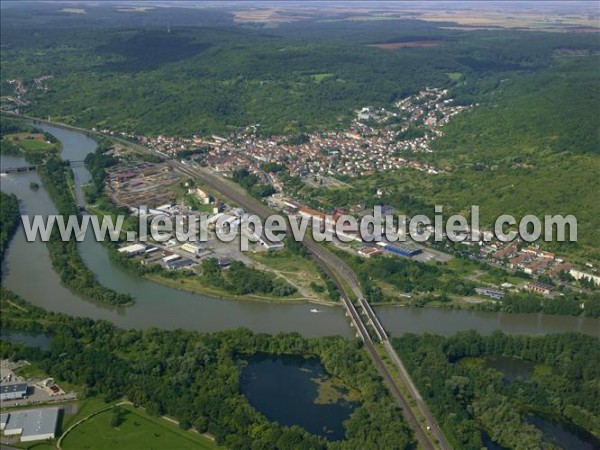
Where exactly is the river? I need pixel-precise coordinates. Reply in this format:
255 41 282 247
1 123 599 338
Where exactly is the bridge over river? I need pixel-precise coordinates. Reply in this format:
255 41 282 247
0 160 84 175
170 160 452 450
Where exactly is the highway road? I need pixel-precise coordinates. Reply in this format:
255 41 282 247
170 161 452 450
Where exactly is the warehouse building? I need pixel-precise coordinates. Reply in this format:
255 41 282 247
2 408 60 442
180 243 203 255
380 242 423 258
118 243 147 256
0 382 28 401
165 258 196 270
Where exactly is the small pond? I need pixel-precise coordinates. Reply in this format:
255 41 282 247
485 356 536 383
0 330 52 352
481 432 507 450
240 354 359 440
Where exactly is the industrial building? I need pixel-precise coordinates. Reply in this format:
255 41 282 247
0 382 28 401
165 258 196 270
526 281 555 296
2 408 60 442
118 243 147 256
380 242 423 258
180 243 203 255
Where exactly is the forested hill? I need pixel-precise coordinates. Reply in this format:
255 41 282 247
1 5 598 137
2 4 598 258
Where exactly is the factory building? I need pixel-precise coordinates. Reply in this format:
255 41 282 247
180 243 203 255
118 243 147 256
379 242 422 258
0 382 28 401
2 408 60 442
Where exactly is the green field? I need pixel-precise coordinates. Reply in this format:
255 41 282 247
2 133 56 152
310 72 335 83
61 405 218 450
18 139 54 152
17 444 55 450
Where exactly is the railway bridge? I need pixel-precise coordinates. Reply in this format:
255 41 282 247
0 160 84 175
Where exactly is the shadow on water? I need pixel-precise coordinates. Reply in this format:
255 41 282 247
526 414 600 450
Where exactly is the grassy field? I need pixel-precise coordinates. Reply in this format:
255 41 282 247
310 73 335 83
146 271 305 303
16 443 56 450
61 405 218 450
248 250 332 303
13 364 49 379
3 133 56 152
18 139 54 152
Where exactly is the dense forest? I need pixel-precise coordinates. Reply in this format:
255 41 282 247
0 289 414 449
200 258 297 297
2 7 598 138
393 331 600 449
478 290 600 318
0 191 20 262
2 5 598 260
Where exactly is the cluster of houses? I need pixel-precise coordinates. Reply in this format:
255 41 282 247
479 240 599 294
92 87 470 183
196 87 469 179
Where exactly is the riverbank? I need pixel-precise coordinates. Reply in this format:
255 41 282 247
38 159 134 307
1 111 146 153
143 272 338 306
3 115 599 338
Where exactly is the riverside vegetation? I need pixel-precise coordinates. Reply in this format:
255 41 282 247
0 288 414 450
393 330 600 449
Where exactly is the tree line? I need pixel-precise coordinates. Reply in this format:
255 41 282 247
39 157 133 306
0 192 20 262
0 288 415 450
393 330 600 449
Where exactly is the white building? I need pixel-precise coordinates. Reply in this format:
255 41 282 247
118 243 147 255
2 408 59 442
570 269 600 286
180 243 202 255
0 382 28 401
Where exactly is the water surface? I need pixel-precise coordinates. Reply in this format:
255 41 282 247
1 123 599 338
526 415 600 450
240 354 358 440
